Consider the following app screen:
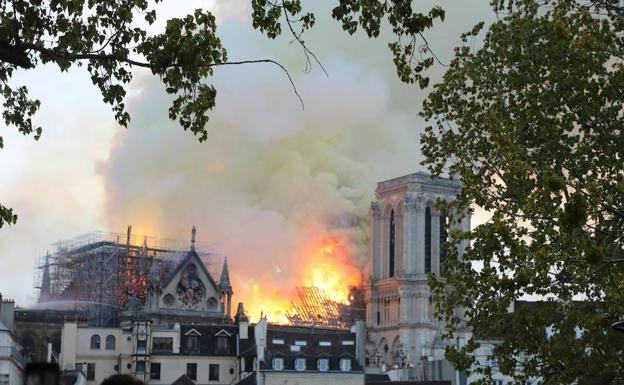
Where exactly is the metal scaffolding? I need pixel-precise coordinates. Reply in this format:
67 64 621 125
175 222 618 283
34 227 212 326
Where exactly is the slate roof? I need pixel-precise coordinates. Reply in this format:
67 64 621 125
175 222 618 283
235 373 257 385
160 249 219 291
171 374 196 385
260 324 362 372
179 324 255 357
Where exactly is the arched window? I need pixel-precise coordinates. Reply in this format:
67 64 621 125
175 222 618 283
105 335 116 350
90 335 100 349
439 214 448 273
425 207 431 273
389 209 395 277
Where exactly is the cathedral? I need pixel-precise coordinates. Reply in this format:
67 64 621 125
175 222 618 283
365 172 471 371
5 171 488 385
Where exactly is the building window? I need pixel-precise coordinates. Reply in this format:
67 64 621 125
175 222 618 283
389 209 395 277
137 340 147 354
150 363 161 380
294 340 307 346
86 363 96 381
186 336 200 355
425 207 432 273
317 358 329 372
209 364 219 381
494 381 504 385
75 363 83 374
319 341 331 347
186 363 197 380
216 336 229 353
272 357 284 371
342 340 355 346
152 337 173 353
295 358 306 371
105 335 116 350
90 335 100 350
340 358 352 372
136 361 146 375
272 339 284 345
439 214 448 273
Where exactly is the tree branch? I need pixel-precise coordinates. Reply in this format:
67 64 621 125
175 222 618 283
0 42 33 68
212 59 304 109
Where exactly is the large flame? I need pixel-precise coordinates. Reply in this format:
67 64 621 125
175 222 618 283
241 236 362 324
300 237 362 304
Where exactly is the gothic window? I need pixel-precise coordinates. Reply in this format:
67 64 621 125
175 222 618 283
105 335 116 350
425 207 432 273
389 209 395 277
439 214 448 273
163 293 175 306
90 335 100 349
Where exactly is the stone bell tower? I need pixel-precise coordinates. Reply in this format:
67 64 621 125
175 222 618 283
365 172 470 368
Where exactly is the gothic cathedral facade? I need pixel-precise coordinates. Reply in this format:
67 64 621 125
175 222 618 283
366 172 471 368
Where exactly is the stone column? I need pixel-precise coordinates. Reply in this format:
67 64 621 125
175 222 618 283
402 194 416 276
370 202 382 279
413 195 426 275
431 210 440 276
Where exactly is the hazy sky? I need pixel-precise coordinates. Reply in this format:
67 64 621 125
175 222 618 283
0 0 494 313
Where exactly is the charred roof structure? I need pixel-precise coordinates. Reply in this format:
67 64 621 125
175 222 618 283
286 286 366 330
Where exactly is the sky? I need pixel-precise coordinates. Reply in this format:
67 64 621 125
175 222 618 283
0 0 494 318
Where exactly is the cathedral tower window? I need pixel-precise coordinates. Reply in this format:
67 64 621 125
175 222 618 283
425 207 432 273
389 209 395 277
439 214 448 273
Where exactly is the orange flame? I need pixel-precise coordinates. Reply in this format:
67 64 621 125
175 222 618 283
238 236 362 324
300 237 362 304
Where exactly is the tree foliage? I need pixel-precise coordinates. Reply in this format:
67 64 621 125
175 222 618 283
423 0 624 383
0 0 445 227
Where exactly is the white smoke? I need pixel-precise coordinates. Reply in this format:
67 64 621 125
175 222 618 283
96 48 424 320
